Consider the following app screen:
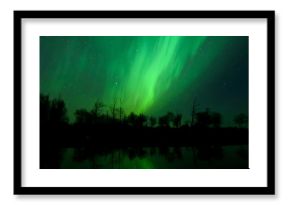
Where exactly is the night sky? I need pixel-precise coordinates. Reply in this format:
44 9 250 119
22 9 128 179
40 36 248 126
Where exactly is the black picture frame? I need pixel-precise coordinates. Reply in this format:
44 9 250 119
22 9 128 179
14 10 275 195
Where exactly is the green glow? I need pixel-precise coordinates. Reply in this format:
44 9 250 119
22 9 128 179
104 36 207 114
40 36 248 124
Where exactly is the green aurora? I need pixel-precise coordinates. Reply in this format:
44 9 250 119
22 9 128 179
40 36 248 125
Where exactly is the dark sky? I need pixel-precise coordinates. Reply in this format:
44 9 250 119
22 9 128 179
40 36 248 126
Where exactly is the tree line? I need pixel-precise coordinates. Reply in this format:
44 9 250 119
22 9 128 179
40 93 248 129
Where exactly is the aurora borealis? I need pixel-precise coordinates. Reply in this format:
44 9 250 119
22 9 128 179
40 36 248 125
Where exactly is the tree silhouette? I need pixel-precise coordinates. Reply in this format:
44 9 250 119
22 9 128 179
211 112 222 128
158 115 169 127
40 94 68 168
110 97 117 121
91 101 104 119
234 113 248 128
128 112 138 127
191 98 199 127
137 113 147 127
117 107 125 122
196 109 211 128
75 109 91 125
50 98 68 125
149 116 157 127
119 97 124 121
173 114 182 128
166 112 175 126
40 94 50 125
159 112 175 127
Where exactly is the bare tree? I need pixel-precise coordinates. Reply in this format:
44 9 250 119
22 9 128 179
92 101 104 118
110 97 117 121
173 114 182 128
191 98 199 127
119 97 124 122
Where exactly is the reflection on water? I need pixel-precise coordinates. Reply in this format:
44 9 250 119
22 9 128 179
60 145 248 169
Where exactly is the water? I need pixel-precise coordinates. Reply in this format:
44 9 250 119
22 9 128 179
60 145 248 169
